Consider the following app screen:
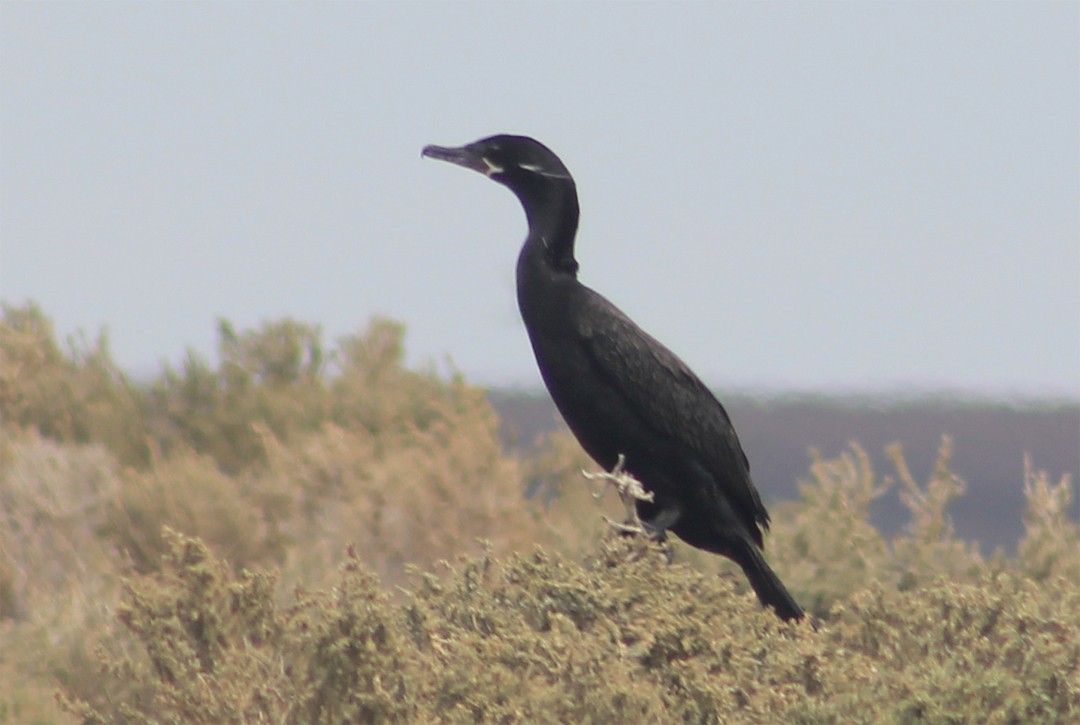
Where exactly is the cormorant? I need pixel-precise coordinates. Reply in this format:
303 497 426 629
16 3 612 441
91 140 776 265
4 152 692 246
422 135 804 622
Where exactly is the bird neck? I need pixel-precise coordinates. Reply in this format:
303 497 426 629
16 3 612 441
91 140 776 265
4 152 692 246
517 182 580 275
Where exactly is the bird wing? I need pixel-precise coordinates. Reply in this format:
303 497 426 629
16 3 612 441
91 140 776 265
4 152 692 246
576 289 769 533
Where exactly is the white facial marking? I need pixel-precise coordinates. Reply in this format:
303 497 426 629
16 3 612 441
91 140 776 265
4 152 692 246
520 162 570 180
482 157 504 176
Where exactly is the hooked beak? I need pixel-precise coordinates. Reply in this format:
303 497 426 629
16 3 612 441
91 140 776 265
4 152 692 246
422 143 503 177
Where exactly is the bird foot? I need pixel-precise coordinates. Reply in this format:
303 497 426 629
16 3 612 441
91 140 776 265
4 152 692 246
602 515 648 536
582 454 654 520
585 456 673 561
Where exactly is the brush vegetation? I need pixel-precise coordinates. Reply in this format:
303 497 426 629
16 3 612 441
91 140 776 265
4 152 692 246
1 302 1077 723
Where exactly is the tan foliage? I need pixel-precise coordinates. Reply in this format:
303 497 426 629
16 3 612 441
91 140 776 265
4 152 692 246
62 532 1080 724
767 441 891 615
1018 457 1079 582
0 303 1077 722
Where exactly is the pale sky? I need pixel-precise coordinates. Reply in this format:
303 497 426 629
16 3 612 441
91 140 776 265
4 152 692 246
2 2 1078 397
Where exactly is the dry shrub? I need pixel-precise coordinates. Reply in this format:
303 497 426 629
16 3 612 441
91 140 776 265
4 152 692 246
9 429 1080 723
342 382 536 582
766 441 891 616
329 317 451 438
66 531 1080 724
0 431 130 721
887 436 988 586
518 428 625 557
767 436 1033 618
0 658 77 725
286 550 410 724
61 530 287 724
146 317 330 473
4 304 1079 722
824 574 1080 723
0 431 120 618
260 381 544 591
0 302 148 465
102 450 290 576
1017 456 1079 582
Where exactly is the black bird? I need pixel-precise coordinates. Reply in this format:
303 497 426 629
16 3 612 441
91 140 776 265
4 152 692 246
422 135 804 622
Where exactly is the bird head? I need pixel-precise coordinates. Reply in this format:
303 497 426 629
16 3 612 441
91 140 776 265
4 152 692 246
423 134 581 273
422 135 573 191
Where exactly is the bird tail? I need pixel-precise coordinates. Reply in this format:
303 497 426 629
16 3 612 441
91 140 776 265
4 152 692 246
733 540 805 622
